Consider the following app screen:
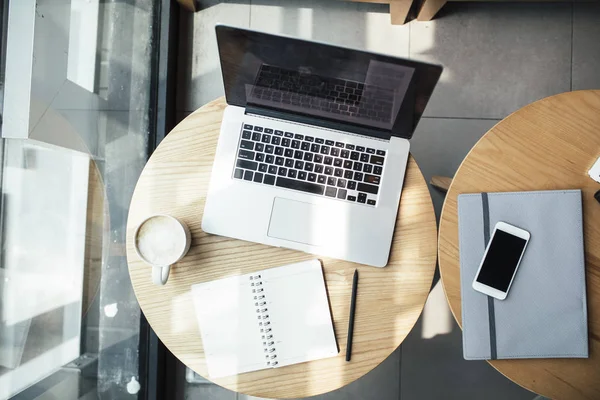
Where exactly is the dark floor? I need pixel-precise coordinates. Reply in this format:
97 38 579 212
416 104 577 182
175 1 600 399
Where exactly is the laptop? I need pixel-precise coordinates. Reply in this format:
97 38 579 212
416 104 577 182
202 25 442 267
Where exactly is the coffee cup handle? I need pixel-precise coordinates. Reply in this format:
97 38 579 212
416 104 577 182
152 265 171 286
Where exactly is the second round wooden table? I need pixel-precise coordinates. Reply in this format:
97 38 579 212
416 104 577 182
126 98 438 398
439 90 600 400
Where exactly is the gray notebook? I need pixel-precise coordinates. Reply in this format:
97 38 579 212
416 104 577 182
458 190 588 360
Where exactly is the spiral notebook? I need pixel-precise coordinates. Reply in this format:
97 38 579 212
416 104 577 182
191 259 339 378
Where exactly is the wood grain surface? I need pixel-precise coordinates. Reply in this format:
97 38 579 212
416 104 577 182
417 0 447 21
82 160 106 316
125 97 438 398
176 0 197 12
439 90 600 400
430 175 453 192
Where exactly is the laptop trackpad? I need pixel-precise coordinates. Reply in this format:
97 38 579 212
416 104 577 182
268 197 342 247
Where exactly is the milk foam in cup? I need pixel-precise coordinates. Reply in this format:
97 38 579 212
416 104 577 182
134 215 191 285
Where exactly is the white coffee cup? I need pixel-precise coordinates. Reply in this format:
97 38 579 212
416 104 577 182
134 215 191 285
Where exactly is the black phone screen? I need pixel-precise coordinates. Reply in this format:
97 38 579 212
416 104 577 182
476 229 527 292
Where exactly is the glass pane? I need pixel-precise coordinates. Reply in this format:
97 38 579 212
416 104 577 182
0 0 157 397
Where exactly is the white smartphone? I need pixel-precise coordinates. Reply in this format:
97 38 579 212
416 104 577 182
472 221 530 300
588 156 600 183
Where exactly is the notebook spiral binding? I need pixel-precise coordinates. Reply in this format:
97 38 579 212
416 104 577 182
250 274 278 367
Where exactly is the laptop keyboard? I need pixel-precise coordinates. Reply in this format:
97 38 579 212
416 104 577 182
252 65 394 123
233 124 386 206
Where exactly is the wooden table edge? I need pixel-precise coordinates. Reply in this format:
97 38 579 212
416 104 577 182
436 90 589 327
126 97 440 397
437 90 600 400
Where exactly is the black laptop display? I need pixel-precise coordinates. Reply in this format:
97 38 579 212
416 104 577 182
216 25 442 140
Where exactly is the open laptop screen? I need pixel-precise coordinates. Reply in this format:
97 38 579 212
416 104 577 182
216 25 442 139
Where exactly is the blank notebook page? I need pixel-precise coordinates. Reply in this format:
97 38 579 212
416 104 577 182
191 260 338 378
192 275 266 378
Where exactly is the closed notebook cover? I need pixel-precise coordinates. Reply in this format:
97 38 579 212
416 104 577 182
459 190 588 360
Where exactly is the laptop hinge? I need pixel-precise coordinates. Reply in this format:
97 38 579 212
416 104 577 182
245 105 392 141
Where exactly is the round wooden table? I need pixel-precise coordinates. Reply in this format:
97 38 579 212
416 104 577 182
126 97 438 398
439 90 600 400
